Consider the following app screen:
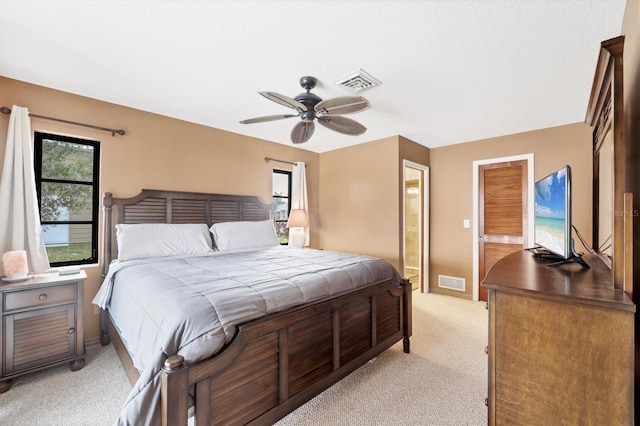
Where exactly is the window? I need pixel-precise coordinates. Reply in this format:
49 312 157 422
34 132 100 266
272 169 291 244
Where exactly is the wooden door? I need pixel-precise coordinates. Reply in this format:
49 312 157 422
479 160 528 301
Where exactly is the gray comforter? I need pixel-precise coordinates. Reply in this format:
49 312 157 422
93 246 400 425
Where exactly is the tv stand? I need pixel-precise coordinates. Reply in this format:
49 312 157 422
546 253 590 269
528 240 589 269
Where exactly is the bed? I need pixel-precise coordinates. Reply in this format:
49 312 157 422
96 189 412 426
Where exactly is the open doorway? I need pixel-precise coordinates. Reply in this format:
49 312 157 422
403 160 429 292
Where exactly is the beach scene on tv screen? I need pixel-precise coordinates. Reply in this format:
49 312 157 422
535 168 567 256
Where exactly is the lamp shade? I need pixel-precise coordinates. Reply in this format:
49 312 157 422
286 209 309 228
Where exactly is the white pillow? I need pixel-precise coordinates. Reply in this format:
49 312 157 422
116 223 213 261
210 220 279 251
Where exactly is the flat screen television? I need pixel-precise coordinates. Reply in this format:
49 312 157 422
534 165 572 259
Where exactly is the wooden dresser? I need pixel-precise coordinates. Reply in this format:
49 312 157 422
482 251 634 425
0 271 86 393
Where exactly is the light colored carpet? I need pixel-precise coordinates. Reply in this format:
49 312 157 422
0 292 488 425
0 335 131 425
276 292 488 426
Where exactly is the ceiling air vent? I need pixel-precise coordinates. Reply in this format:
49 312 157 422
335 69 382 93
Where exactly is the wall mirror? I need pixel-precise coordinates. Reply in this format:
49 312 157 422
596 130 614 260
586 36 624 288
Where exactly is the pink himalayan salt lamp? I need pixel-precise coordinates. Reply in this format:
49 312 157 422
2 250 29 279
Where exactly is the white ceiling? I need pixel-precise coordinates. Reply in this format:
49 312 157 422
0 1 627 153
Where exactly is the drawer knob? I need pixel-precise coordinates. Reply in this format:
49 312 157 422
68 328 75 334
485 397 489 407
485 346 488 354
39 294 47 301
485 302 488 310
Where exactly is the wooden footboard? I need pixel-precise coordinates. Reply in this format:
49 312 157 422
161 277 411 426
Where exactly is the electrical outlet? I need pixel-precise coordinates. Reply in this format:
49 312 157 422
463 219 470 228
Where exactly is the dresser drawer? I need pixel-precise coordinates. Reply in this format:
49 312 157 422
4 284 77 311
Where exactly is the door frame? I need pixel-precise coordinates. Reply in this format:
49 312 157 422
402 160 430 292
472 154 534 301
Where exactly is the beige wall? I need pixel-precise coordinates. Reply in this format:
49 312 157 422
318 135 430 272
0 77 320 343
319 137 401 269
399 135 431 165
429 123 593 298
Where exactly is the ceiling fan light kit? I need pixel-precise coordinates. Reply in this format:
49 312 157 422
240 76 371 144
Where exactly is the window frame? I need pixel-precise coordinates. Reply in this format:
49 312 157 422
33 132 100 266
272 169 292 245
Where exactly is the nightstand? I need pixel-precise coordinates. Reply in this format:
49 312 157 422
0 270 86 393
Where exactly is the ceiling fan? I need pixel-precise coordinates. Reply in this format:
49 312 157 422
240 76 370 144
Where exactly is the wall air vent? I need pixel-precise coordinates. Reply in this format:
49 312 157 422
438 274 466 292
335 69 382 93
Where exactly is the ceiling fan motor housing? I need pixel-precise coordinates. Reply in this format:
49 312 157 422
295 92 322 122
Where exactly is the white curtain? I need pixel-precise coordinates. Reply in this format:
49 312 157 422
0 105 50 274
290 161 309 246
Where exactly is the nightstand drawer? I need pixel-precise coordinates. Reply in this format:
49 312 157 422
4 284 77 311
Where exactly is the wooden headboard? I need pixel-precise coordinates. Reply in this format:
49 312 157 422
102 189 270 276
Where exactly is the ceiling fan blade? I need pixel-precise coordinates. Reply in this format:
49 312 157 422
291 121 315 144
239 114 298 124
314 96 370 115
317 115 366 136
259 91 307 111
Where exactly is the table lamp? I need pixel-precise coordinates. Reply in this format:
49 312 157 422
286 209 309 248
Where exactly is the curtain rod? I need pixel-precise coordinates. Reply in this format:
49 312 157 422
0 106 126 137
264 157 300 166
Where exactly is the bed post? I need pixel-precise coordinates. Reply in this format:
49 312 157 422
162 355 189 426
402 278 412 353
100 192 114 346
